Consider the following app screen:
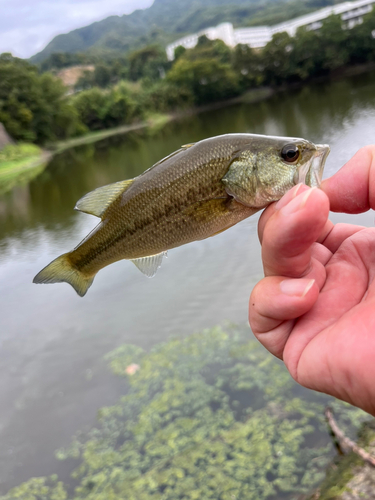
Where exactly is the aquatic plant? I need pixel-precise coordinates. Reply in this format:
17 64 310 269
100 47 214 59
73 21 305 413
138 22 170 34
1 326 372 500
0 475 67 500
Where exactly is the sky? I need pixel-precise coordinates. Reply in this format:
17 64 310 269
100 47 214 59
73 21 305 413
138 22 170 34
0 0 154 59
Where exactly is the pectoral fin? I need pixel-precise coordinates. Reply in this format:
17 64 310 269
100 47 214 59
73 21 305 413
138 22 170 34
131 252 167 278
75 179 134 218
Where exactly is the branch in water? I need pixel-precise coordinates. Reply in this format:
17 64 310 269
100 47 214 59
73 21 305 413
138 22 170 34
325 407 375 467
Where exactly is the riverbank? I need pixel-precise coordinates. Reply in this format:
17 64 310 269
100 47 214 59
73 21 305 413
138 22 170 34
51 87 274 153
0 144 52 195
52 61 375 155
0 114 172 194
51 112 173 154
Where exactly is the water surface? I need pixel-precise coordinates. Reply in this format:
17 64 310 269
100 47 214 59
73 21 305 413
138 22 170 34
1 71 375 492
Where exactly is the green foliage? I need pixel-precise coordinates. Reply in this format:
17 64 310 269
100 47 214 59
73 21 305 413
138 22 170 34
74 59 130 91
261 11 375 85
245 0 335 27
319 15 350 70
0 142 48 195
0 53 83 144
74 70 95 91
293 27 325 81
167 57 239 106
181 37 232 65
0 143 41 163
71 82 143 131
263 32 298 85
0 475 67 500
173 45 187 60
142 80 194 113
128 45 168 82
93 64 112 88
347 8 375 64
232 44 264 90
40 53 92 72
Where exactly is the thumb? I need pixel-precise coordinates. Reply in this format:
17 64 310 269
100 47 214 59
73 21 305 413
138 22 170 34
261 187 330 277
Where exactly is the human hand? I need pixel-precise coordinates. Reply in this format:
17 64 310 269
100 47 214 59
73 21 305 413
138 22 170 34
249 146 375 416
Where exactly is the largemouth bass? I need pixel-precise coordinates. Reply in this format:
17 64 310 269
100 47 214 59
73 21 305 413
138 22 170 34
34 133 330 296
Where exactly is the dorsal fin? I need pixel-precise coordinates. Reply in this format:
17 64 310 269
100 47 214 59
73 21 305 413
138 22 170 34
75 179 134 218
131 251 167 278
142 143 195 174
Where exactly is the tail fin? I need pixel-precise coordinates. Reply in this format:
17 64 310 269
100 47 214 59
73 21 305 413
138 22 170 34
33 253 95 297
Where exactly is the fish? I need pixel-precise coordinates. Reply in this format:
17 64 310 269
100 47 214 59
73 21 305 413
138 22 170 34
33 133 330 296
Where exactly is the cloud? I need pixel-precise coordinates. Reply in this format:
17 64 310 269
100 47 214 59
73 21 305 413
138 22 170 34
0 0 154 58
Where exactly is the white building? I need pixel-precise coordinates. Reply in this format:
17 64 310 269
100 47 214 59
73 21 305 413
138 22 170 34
166 0 375 60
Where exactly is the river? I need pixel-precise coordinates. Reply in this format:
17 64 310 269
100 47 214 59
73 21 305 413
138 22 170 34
1 71 375 494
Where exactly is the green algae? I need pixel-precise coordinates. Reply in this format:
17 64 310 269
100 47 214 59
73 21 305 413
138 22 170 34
1 326 373 500
0 476 67 500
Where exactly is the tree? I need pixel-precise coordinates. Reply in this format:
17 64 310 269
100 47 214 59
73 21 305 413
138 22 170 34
74 70 95 91
71 87 111 130
173 45 186 60
319 14 350 70
0 53 83 143
93 64 111 88
143 80 194 112
181 37 232 64
232 44 263 90
262 32 298 85
71 82 143 131
128 45 168 82
346 8 375 64
167 57 239 106
293 27 325 80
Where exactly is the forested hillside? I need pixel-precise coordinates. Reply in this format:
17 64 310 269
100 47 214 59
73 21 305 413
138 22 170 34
30 0 339 64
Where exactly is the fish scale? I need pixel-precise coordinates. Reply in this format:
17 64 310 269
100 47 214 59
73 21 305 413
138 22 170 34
33 134 330 296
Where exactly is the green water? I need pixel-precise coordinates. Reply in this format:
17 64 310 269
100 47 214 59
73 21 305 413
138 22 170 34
1 71 375 494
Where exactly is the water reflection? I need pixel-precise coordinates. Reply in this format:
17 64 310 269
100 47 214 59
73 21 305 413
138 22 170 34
1 70 375 493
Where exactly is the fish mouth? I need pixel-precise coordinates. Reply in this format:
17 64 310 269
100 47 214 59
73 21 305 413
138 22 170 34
300 144 330 187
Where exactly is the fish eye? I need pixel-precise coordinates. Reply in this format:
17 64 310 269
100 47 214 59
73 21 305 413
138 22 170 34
281 144 300 163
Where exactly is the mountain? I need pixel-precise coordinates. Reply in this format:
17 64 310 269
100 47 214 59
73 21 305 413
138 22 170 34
30 0 337 64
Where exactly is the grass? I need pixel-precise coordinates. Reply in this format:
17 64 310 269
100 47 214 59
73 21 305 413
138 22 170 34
0 143 51 195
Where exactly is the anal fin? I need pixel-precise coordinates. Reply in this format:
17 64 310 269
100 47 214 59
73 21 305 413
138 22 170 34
131 251 167 278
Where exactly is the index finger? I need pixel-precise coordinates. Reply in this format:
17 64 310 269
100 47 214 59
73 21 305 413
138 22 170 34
321 145 375 213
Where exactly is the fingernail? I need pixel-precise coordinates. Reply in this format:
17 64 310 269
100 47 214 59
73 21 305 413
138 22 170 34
280 279 315 297
275 183 304 210
280 187 317 215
